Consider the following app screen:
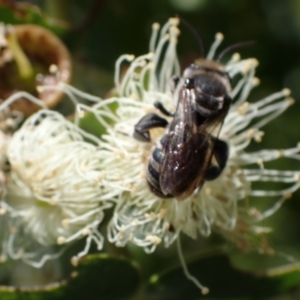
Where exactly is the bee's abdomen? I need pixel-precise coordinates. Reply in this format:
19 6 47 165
146 146 173 198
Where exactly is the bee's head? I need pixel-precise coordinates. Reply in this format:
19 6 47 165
176 16 254 116
182 62 231 116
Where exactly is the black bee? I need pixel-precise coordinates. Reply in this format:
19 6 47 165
134 21 252 200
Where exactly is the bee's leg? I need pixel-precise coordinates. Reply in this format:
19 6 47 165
204 138 229 181
134 113 168 142
154 101 175 117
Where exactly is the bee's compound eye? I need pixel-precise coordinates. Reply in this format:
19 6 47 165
184 78 194 89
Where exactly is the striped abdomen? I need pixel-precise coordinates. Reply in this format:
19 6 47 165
146 146 172 198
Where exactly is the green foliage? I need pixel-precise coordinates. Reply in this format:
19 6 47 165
79 101 119 138
0 254 141 300
3 251 300 299
148 252 300 300
64 254 141 300
0 2 68 36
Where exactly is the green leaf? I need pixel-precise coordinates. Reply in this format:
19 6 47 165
64 253 141 300
0 253 141 300
147 252 300 300
0 282 64 300
79 101 118 138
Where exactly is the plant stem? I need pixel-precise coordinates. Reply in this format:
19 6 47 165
6 26 33 80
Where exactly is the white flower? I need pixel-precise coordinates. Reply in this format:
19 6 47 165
67 18 300 253
35 17 300 293
0 99 27 194
0 98 31 263
1 109 120 267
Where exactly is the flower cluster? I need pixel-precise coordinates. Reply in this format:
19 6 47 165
73 18 300 256
1 106 124 267
0 18 299 293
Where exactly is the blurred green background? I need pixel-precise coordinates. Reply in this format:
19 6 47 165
2 0 300 299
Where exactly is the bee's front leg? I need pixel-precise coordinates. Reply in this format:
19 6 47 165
134 113 168 142
204 138 229 181
153 101 175 117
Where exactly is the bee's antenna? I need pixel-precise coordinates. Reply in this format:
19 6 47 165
216 40 255 62
177 15 206 58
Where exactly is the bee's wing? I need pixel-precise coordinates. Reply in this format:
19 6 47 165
160 88 214 200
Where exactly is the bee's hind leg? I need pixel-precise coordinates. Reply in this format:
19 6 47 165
204 138 229 181
134 113 168 142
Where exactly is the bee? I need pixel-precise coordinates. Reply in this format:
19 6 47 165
134 21 252 200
